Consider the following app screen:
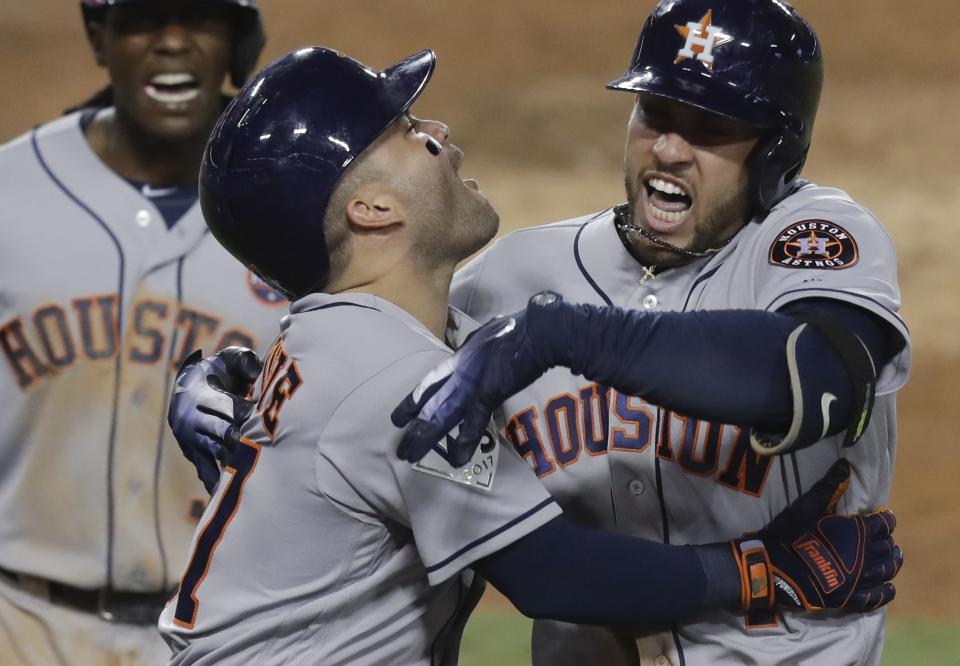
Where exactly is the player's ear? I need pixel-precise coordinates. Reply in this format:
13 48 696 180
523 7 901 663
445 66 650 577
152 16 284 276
85 21 108 67
345 189 405 232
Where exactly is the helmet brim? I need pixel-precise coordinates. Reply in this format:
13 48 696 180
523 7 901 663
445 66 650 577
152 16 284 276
607 65 804 137
381 49 437 128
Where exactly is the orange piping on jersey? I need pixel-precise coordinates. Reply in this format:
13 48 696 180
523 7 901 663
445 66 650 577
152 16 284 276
544 392 583 469
716 426 775 498
31 302 76 371
610 392 654 454
259 359 304 439
71 293 119 361
579 384 611 457
0 316 50 388
505 406 557 479
173 437 262 629
128 300 169 366
673 414 721 479
656 408 677 461
257 339 288 412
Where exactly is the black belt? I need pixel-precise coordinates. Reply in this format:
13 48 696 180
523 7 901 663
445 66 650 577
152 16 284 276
0 566 173 625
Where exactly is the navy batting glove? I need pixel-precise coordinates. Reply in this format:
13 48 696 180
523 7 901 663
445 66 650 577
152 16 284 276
732 459 903 616
168 347 262 493
392 291 568 465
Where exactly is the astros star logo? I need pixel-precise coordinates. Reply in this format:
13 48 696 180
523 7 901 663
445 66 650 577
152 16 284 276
768 220 860 270
785 231 843 259
674 10 734 71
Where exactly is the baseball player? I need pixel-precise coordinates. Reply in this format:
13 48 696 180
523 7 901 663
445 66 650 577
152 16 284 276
393 1 910 664
0 1 279 664
159 46 902 666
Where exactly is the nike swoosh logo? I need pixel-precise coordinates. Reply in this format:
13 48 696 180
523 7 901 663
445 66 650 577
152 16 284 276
142 184 179 197
820 393 836 440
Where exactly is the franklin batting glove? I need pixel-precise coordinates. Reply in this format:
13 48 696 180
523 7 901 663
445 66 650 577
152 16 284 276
730 459 902 620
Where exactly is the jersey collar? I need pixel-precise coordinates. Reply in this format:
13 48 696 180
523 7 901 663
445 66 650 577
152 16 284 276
574 207 761 305
574 208 709 304
290 292 478 349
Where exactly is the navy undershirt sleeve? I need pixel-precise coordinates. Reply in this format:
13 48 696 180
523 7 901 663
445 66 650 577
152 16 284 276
543 298 899 434
474 515 739 627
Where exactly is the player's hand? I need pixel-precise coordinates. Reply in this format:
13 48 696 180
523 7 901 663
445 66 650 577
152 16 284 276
168 347 262 493
735 459 902 615
392 291 566 466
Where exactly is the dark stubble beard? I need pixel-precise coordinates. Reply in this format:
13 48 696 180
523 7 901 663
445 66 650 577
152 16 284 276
623 172 754 268
411 175 499 272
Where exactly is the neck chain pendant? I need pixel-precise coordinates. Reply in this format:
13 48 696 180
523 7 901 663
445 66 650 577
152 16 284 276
639 264 657 285
613 203 733 259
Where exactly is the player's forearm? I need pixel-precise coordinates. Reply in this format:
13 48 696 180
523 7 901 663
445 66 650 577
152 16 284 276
536 299 888 434
474 515 740 627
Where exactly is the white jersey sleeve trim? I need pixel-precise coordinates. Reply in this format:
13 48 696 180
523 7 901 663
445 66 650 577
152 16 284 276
423 497 562 586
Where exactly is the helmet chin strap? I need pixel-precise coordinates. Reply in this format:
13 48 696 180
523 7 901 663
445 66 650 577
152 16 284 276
613 203 734 260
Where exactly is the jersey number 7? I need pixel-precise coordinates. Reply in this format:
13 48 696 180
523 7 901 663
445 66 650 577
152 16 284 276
172 438 261 628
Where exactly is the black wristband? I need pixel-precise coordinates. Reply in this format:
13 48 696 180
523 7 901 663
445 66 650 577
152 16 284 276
691 542 743 611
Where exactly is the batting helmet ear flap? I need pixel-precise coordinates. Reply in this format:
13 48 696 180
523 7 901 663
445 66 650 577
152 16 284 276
748 132 809 214
229 7 266 88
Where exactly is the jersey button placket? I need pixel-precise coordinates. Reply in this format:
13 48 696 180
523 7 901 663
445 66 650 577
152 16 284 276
628 479 645 496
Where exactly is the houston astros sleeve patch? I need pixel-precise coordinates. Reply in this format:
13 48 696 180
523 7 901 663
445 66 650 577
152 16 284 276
768 220 859 270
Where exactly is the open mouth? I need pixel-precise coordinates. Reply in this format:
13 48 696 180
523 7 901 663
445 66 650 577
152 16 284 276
449 145 480 191
643 176 693 232
144 72 200 105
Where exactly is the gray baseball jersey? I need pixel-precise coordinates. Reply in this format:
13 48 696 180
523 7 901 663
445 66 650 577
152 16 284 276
451 182 910 666
158 292 561 665
0 112 283 594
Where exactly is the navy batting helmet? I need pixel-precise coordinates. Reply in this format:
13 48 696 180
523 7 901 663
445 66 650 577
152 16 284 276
80 0 266 88
199 47 437 299
608 0 822 212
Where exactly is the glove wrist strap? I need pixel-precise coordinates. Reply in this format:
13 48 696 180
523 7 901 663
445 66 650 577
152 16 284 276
733 539 774 611
732 539 779 628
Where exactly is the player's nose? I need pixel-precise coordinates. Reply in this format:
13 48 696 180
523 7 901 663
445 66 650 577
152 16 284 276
651 131 695 166
153 19 193 54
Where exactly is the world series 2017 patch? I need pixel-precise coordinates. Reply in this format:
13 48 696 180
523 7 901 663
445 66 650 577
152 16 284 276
414 428 499 491
768 220 859 270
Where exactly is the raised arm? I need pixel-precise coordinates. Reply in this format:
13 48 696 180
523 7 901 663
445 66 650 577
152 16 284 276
392 291 901 466
166 360 902 629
